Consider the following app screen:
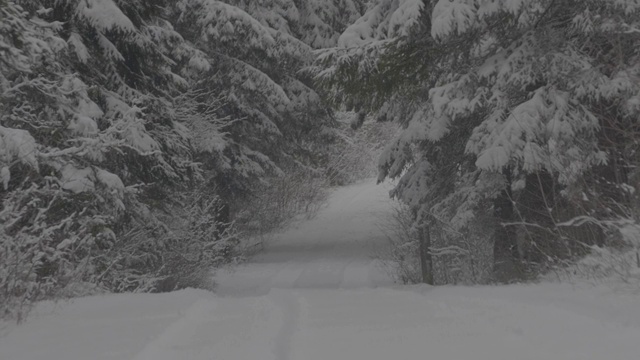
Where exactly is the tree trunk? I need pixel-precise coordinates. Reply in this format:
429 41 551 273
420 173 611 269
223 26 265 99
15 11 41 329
493 170 520 282
418 226 434 285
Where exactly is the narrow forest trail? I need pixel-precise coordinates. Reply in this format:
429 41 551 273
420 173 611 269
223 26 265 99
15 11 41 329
127 180 640 360
122 179 399 360
2 180 640 360
214 179 396 295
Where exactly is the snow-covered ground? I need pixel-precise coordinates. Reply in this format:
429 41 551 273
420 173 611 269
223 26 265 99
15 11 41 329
2 180 640 360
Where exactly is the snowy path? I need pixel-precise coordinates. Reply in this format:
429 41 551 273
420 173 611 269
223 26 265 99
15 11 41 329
214 179 395 295
2 180 640 360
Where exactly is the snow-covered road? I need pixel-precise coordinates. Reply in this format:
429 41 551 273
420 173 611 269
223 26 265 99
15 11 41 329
214 179 395 295
2 180 640 360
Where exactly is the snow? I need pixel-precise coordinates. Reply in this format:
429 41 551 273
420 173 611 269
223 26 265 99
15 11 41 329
214 179 396 294
621 223 640 247
0 126 38 168
196 1 276 50
388 0 425 37
187 52 211 72
58 165 124 194
0 290 213 360
2 180 640 360
76 0 137 34
0 166 9 190
431 0 477 39
68 115 99 136
124 120 160 153
60 77 103 136
97 32 125 61
67 33 90 63
60 164 94 193
0 126 39 189
338 1 424 48
95 168 125 191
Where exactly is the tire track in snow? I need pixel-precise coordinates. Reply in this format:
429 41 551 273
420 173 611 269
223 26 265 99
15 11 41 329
271 290 301 360
130 298 216 360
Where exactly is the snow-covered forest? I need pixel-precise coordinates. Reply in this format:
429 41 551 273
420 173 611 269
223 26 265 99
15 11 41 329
0 0 380 320
2 0 640 325
314 0 640 284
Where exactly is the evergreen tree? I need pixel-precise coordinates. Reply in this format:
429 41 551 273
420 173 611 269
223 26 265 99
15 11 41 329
0 0 236 319
314 0 640 282
171 0 367 197
1 0 369 320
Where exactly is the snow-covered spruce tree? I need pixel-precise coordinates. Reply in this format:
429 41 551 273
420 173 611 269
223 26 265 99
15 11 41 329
171 0 368 179
313 0 491 284
172 1 311 186
424 0 640 280
315 0 640 283
212 1 367 49
0 0 72 321
294 0 368 49
312 0 429 114
0 0 237 320
169 1 368 239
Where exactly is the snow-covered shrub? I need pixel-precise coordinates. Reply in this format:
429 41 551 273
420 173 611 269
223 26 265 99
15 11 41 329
376 202 422 284
429 223 495 285
550 219 640 287
160 192 238 291
551 239 639 290
569 247 639 287
377 200 494 285
325 112 399 186
234 168 329 244
0 232 52 323
94 190 239 293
